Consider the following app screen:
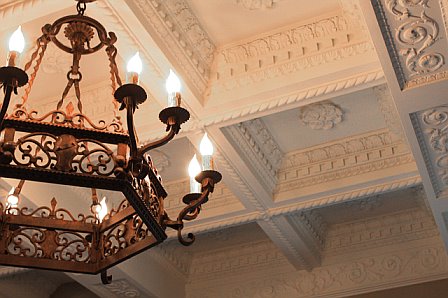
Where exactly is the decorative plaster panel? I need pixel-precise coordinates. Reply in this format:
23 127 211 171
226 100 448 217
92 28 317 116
187 241 448 297
276 129 413 196
202 69 384 127
371 0 448 89
411 104 448 197
324 208 438 254
127 0 215 95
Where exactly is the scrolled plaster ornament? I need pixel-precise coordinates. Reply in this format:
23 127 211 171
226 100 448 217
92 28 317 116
235 0 279 10
299 102 343 130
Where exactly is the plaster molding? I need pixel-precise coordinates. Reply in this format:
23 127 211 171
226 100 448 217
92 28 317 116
373 84 405 140
188 239 288 279
258 217 317 270
340 0 368 30
95 0 162 77
169 176 421 239
104 279 141 297
212 41 374 93
268 175 422 216
223 119 282 193
235 0 280 10
299 101 344 130
214 150 266 211
128 0 215 95
324 208 438 254
187 242 448 297
372 0 448 89
411 104 448 197
276 129 414 195
202 69 384 127
0 0 47 18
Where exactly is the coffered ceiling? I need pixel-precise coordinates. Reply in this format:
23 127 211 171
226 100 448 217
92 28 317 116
1 0 448 297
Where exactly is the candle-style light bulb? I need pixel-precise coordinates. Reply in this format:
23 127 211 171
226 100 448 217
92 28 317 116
126 52 142 84
188 154 202 193
166 69 181 107
97 197 108 223
7 26 25 67
6 187 19 207
200 133 214 170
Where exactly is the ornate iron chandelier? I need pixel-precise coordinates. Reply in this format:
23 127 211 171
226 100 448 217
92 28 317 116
0 0 221 283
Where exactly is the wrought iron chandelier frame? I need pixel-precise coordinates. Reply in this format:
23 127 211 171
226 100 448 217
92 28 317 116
0 0 221 282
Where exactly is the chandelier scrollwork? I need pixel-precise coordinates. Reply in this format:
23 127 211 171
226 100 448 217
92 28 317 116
0 0 221 283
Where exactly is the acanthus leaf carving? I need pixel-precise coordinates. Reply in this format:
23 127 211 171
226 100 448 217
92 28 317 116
299 101 343 130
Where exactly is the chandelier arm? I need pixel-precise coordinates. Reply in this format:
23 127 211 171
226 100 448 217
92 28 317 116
0 84 13 130
177 187 211 224
126 97 138 157
138 127 176 156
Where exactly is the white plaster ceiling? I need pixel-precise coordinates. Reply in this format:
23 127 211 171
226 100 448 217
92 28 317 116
308 187 425 226
186 0 341 46
259 87 387 152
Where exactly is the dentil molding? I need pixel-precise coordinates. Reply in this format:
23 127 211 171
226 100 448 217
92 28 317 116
276 129 414 196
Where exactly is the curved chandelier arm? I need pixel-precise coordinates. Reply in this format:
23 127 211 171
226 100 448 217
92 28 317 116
138 106 190 156
138 126 176 156
163 185 212 246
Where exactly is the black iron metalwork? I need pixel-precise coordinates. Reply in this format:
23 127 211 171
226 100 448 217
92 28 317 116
0 0 221 282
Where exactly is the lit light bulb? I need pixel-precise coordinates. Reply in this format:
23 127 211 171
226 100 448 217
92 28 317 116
166 69 181 93
9 26 25 53
126 52 142 84
188 154 202 193
200 133 214 156
188 154 201 178
97 197 108 223
7 26 25 67
166 69 181 107
200 133 214 170
6 187 19 207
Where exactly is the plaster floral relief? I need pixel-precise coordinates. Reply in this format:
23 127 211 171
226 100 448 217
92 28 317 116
373 0 447 89
235 0 280 10
299 102 343 130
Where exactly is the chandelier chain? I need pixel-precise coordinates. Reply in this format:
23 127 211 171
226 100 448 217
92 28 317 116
76 1 87 16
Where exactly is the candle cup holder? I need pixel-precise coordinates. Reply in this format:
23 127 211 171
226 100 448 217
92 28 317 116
114 83 147 109
196 170 222 187
159 106 190 126
0 66 28 88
